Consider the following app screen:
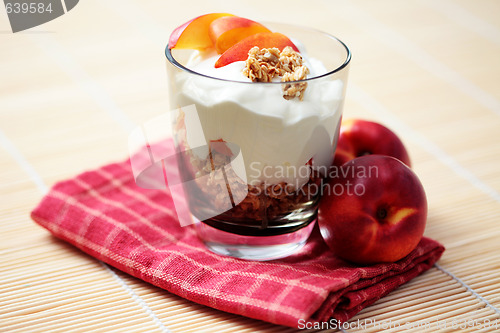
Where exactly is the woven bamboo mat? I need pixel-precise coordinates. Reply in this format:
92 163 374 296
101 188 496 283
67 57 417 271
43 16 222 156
1 0 500 332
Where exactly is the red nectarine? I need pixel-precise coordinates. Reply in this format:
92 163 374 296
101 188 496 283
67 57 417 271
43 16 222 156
318 155 427 264
334 119 411 167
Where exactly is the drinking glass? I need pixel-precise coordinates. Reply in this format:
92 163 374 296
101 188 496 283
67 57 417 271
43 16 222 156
165 23 350 260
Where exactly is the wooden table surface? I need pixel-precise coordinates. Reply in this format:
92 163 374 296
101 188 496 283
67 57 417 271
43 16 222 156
1 1 500 332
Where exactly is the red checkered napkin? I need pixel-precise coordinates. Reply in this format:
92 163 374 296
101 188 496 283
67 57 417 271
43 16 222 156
31 157 444 328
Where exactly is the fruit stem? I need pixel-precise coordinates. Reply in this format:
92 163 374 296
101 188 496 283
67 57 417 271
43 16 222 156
376 207 388 220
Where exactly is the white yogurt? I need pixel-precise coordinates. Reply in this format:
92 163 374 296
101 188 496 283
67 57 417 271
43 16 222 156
169 48 344 188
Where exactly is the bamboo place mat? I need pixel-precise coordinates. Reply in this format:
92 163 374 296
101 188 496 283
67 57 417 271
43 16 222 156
1 0 500 332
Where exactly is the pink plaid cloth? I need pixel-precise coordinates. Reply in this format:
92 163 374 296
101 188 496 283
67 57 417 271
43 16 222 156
31 157 444 328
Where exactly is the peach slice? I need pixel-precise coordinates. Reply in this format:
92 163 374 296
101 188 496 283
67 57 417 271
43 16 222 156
169 13 234 50
209 16 271 54
215 32 299 68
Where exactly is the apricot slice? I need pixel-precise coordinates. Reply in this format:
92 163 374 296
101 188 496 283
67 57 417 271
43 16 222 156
209 16 271 54
215 32 299 68
169 13 234 50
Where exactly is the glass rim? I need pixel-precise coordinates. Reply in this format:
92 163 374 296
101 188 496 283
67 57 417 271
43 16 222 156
165 23 351 84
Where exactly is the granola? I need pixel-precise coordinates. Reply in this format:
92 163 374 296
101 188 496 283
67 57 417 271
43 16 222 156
243 46 310 100
186 140 322 222
243 47 281 82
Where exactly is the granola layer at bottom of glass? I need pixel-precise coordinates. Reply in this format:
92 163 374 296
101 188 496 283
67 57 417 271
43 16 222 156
179 144 324 236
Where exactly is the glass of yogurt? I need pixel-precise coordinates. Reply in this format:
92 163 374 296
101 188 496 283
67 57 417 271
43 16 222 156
165 22 351 260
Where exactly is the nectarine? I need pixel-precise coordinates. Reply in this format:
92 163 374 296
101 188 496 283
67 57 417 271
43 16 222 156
215 32 299 68
209 16 271 54
169 13 234 50
334 119 411 167
318 155 427 264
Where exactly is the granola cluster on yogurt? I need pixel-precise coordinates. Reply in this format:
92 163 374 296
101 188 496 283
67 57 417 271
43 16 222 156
243 46 309 100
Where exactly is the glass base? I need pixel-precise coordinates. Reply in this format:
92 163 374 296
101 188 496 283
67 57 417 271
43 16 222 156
195 219 316 261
